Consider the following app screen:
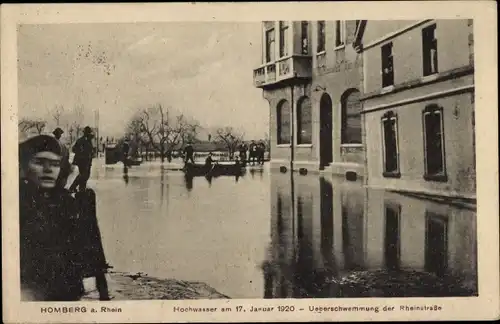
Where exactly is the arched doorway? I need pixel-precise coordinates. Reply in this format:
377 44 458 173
319 93 333 169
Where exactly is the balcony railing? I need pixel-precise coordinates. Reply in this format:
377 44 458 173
253 55 312 88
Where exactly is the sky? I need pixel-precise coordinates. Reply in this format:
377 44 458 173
17 22 269 139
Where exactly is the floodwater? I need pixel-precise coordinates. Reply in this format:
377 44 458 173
88 159 477 299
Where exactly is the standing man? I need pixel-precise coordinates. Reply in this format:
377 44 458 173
258 141 266 165
122 138 130 166
184 142 195 164
52 127 71 188
69 126 94 193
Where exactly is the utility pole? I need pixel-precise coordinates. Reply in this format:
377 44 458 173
95 109 100 155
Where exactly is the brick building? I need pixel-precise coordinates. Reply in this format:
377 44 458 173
253 21 365 177
353 20 475 199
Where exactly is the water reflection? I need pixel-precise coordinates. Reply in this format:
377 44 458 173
123 166 129 185
264 173 477 298
89 161 271 299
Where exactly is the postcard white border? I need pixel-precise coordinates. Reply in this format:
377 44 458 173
2 1 498 322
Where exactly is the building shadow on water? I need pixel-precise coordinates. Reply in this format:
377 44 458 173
262 173 478 298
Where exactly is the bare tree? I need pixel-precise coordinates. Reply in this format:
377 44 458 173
131 104 201 163
68 103 85 143
215 127 244 160
50 104 65 126
18 118 47 135
125 113 148 159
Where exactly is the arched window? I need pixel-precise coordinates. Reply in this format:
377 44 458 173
341 89 362 144
297 96 312 144
277 100 291 145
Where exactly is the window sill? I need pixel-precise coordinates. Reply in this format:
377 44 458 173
341 143 363 148
277 144 291 148
296 144 313 148
422 73 439 82
381 85 395 93
334 44 345 51
383 171 401 178
424 173 448 182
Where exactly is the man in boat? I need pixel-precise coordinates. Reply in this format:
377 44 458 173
204 152 215 172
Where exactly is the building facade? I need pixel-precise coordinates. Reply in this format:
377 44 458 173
253 21 365 177
353 20 475 199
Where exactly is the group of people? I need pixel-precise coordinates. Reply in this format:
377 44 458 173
239 141 266 166
19 126 110 301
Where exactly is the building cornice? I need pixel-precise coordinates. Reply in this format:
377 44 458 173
361 84 474 115
360 65 474 102
354 20 433 53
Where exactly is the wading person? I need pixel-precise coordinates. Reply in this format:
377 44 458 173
52 127 71 188
258 142 266 165
184 143 195 165
122 138 130 167
69 126 94 193
249 140 257 165
19 134 111 301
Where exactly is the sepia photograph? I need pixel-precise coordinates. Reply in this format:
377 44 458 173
1 2 498 323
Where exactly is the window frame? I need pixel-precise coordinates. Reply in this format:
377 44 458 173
301 21 309 55
422 23 438 77
279 21 289 58
265 27 276 63
381 42 394 88
422 104 447 182
341 89 363 145
381 111 401 178
334 20 346 50
296 96 313 145
276 100 291 145
317 20 326 54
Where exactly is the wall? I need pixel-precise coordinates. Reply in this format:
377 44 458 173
361 20 421 45
310 21 365 169
264 84 318 170
363 20 471 94
364 83 475 197
361 19 475 198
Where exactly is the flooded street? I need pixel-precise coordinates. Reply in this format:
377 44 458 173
88 159 477 299
89 160 271 299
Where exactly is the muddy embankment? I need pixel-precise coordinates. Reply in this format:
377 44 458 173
81 271 230 300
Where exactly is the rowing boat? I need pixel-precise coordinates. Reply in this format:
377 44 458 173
183 162 245 177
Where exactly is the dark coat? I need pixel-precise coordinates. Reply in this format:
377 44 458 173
72 136 93 166
20 181 84 300
19 182 108 301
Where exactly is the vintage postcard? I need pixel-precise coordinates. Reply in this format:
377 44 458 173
1 1 498 323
